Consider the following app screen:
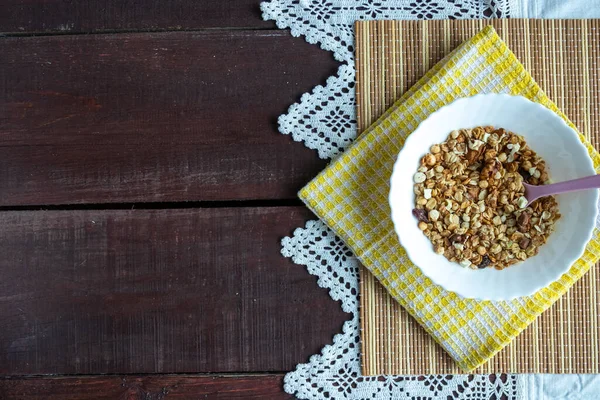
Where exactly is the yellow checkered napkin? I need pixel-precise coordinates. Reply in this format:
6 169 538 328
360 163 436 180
299 26 600 372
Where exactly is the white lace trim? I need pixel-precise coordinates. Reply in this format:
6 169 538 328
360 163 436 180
278 64 357 159
261 0 519 159
263 1 524 398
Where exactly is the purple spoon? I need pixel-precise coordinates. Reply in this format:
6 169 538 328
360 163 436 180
524 174 600 206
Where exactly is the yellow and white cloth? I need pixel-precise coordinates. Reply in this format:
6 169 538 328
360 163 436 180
299 26 600 371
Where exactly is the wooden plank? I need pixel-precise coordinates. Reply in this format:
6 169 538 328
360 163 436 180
0 31 336 205
0 207 349 374
0 0 274 34
0 374 293 399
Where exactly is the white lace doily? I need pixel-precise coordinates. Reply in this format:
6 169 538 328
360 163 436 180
262 1 598 399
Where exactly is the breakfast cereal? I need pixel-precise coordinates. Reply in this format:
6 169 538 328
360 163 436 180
412 126 560 270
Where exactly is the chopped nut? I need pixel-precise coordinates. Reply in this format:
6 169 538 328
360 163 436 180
454 243 465 251
418 221 428 231
424 188 432 200
413 172 426 183
429 209 440 222
517 196 528 209
528 166 537 177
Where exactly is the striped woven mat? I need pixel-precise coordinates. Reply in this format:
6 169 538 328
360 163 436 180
357 19 600 375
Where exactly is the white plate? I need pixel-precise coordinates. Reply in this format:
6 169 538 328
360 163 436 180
389 94 598 300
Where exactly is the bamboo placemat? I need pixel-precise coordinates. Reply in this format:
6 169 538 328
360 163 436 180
357 19 600 375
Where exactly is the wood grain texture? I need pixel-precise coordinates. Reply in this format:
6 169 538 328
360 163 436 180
0 207 349 374
0 30 336 205
0 0 273 34
0 374 293 399
357 19 600 375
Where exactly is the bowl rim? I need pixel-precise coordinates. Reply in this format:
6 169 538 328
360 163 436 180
388 93 599 300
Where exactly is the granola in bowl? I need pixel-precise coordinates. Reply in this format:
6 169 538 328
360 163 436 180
412 126 561 270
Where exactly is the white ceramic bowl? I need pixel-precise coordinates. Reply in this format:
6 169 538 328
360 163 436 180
389 94 598 300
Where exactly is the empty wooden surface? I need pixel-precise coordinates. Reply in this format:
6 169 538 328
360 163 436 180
0 1 344 398
0 375 293 399
0 207 348 375
0 0 273 34
0 31 336 205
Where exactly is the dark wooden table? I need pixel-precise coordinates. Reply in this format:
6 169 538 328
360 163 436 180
0 2 350 398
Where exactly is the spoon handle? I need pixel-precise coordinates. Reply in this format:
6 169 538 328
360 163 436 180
531 174 600 199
